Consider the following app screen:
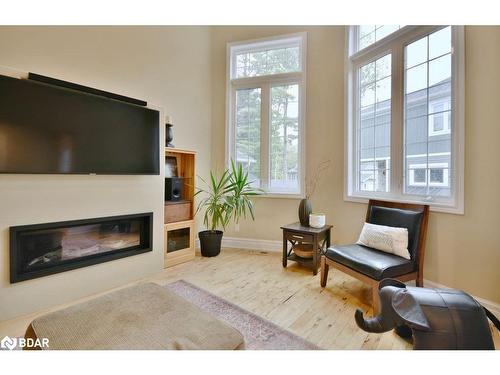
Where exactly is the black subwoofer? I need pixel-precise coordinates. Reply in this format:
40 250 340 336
166 177 183 201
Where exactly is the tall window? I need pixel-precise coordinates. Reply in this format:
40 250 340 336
358 54 392 193
227 34 306 196
357 25 404 51
346 26 464 213
404 27 453 197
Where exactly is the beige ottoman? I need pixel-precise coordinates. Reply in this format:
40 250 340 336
25 282 244 350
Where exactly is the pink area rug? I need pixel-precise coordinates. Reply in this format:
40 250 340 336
167 280 320 350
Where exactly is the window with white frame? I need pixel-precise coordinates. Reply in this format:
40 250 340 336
428 102 451 136
408 163 449 188
357 25 404 51
346 26 464 213
227 34 306 196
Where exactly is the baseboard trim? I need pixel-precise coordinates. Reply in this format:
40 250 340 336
197 236 500 317
223 236 282 252
195 236 282 252
422 279 500 317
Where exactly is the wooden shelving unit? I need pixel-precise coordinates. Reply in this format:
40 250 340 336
164 148 196 268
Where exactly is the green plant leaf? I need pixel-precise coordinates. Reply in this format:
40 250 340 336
194 159 262 231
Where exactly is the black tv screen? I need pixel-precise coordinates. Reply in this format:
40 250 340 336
0 74 159 174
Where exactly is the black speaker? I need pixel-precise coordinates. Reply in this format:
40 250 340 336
166 177 183 201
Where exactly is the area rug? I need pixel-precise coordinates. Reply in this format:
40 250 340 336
167 280 320 350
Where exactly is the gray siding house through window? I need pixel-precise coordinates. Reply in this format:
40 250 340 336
359 77 451 196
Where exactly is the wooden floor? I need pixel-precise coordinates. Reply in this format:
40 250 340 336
1 248 498 349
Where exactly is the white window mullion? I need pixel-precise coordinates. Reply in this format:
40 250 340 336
260 83 270 191
228 86 237 166
391 43 404 195
298 79 306 197
451 26 465 214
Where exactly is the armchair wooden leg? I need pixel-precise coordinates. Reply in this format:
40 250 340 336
372 283 380 315
320 256 329 287
416 273 424 287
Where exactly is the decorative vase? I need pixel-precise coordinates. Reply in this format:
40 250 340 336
166 123 174 148
298 198 312 227
309 213 326 228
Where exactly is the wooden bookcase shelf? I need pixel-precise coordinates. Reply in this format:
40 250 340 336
164 147 196 268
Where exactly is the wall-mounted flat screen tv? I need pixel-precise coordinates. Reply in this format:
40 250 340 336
0 74 159 175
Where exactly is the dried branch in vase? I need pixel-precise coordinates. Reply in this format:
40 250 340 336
305 159 331 199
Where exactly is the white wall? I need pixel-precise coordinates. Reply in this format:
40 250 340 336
0 26 213 321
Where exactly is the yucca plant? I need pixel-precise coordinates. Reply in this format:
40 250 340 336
194 169 232 232
226 159 263 223
195 159 263 256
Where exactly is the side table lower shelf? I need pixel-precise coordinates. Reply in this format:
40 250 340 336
286 253 316 267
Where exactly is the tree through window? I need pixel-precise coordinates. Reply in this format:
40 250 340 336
228 34 306 196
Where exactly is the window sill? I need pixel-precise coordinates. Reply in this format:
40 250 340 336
344 193 464 215
254 192 304 200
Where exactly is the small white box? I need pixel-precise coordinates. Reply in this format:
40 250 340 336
309 213 326 228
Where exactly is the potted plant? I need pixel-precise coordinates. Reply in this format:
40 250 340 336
195 159 262 257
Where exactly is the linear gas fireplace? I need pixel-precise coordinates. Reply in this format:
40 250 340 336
10 213 153 283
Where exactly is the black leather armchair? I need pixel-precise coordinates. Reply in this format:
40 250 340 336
320 200 429 313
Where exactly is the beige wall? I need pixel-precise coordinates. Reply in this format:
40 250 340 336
211 26 500 303
0 25 498 322
0 26 212 321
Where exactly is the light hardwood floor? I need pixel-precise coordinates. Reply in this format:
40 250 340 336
1 248 498 349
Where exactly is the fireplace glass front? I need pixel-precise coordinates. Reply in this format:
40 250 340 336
10 213 152 283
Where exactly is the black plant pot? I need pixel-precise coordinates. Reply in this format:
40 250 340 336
198 230 223 257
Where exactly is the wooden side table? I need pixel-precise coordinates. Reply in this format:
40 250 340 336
281 222 332 275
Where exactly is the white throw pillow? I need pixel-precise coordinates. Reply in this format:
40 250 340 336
356 222 410 260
